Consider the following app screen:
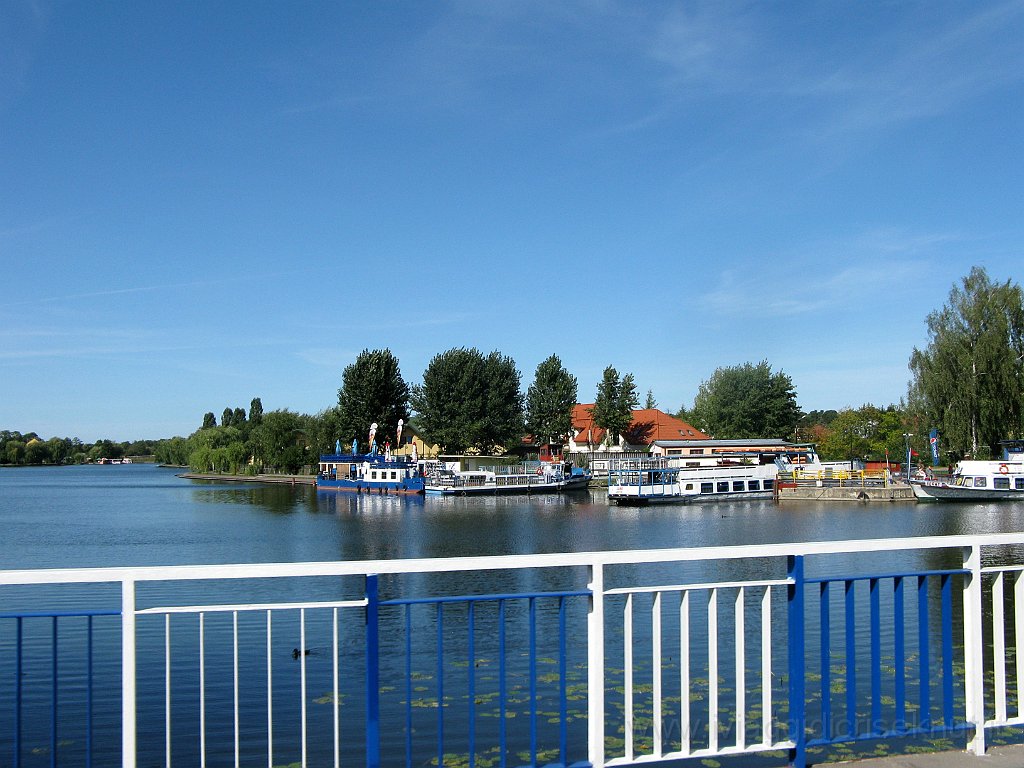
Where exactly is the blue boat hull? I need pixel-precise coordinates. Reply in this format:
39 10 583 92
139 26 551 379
316 477 425 494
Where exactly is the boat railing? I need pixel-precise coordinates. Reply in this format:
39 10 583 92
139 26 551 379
778 469 901 489
7 534 1024 767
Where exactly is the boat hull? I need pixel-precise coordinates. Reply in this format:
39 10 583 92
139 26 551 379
425 475 591 496
911 481 1022 502
610 488 774 505
316 478 425 494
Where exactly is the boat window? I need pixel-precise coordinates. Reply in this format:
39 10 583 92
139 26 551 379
974 477 987 487
995 477 1010 490
685 483 694 491
733 481 745 492
701 482 713 494
717 481 729 493
764 479 774 490
1016 478 1024 490
748 480 760 491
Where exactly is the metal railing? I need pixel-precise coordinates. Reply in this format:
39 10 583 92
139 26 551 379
779 470 899 488
4 534 1024 767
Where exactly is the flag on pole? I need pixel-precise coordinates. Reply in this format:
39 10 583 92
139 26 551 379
929 429 940 466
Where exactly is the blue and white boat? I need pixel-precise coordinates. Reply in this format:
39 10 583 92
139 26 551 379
317 453 425 495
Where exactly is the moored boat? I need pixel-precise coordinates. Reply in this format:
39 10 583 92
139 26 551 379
425 461 591 496
911 459 1024 501
317 453 425 495
608 444 824 505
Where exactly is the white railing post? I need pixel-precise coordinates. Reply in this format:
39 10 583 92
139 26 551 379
122 578 137 768
587 562 605 767
963 544 986 755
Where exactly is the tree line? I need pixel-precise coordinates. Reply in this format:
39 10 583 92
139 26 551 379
0 431 162 466
5 266 1021 469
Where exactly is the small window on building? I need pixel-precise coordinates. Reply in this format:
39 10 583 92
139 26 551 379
692 449 704 455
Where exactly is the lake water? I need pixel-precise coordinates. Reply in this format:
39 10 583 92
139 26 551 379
4 463 1018 571
3 463 1024 767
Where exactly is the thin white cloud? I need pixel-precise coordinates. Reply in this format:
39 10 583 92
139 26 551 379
698 229 965 319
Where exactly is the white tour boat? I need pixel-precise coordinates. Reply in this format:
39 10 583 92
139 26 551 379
607 445 824 505
911 459 1024 501
425 461 591 496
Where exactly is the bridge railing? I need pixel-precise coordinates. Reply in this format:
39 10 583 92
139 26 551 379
3 534 1024 768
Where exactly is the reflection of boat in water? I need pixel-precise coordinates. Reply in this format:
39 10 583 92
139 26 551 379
911 459 1024 501
608 444 823 505
316 453 425 495
425 462 591 496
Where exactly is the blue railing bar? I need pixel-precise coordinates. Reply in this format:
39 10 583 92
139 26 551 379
365 575 381 768
941 574 954 726
804 568 968 585
15 616 22 768
894 576 906 730
918 575 931 729
806 721 973 747
499 599 507 768
559 595 568 765
468 601 476 768
845 579 856 740
787 555 806 768
404 605 413 768
381 589 590 606
0 609 121 619
820 581 831 741
436 603 444 768
529 596 538 764
87 614 94 768
51 616 58 768
870 578 881 736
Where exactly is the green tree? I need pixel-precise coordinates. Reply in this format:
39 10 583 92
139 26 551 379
525 355 578 448
249 410 309 472
909 267 1024 459
222 408 234 428
233 407 247 427
816 405 908 462
249 398 263 425
689 360 801 439
590 366 638 448
412 348 524 454
202 412 217 429
644 390 657 410
336 349 411 453
6 440 25 465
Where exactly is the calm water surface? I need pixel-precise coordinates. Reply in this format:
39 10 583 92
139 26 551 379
3 464 1024 768
3 463 1022 570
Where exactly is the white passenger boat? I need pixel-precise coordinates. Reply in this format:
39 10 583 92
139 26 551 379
608 446 823 505
911 459 1024 501
425 461 591 496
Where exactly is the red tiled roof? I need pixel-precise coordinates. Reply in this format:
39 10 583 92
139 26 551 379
571 405 708 446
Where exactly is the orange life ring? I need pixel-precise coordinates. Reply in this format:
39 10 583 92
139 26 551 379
999 464 1009 475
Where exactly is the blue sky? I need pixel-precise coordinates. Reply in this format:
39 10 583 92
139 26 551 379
2 1 1022 442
